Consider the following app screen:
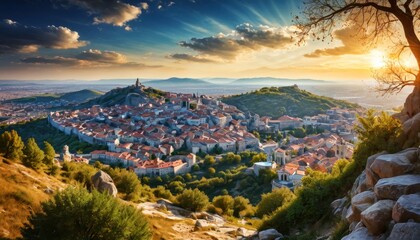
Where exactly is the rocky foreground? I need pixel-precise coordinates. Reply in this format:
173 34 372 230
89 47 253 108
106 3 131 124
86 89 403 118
331 147 420 240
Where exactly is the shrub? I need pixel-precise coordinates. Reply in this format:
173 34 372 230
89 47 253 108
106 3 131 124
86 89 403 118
212 195 234 216
256 188 296 218
233 196 254 218
176 188 209 212
21 187 151 240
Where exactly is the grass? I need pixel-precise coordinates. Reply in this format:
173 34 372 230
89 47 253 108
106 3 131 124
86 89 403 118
0 157 65 239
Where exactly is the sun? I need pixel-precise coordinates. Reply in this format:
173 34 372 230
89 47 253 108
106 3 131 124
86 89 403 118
370 50 386 68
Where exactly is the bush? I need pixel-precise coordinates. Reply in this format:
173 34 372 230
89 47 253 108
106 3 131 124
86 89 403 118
153 186 174 201
256 188 296 218
176 188 209 212
22 138 44 170
212 195 234 216
22 187 151 240
233 196 254 218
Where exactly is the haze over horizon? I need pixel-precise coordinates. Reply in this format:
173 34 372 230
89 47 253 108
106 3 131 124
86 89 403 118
0 0 403 82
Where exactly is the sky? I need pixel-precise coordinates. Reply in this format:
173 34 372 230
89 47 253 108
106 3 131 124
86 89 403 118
0 0 391 81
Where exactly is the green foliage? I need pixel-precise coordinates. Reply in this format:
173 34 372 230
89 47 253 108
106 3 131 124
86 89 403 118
43 141 55 166
192 164 200 172
176 188 209 212
21 187 151 240
222 86 359 118
233 196 254 218
168 181 185 194
153 186 174 201
353 110 403 169
0 118 107 154
22 138 45 170
291 127 306 138
250 152 267 165
204 155 216 166
61 162 97 189
258 168 277 184
330 220 350 240
208 167 216 176
256 188 296 218
0 130 24 161
222 152 241 164
212 195 234 216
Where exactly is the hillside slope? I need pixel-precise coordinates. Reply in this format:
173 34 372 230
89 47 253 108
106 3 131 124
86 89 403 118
222 86 360 118
80 85 165 108
0 158 66 239
3 89 103 104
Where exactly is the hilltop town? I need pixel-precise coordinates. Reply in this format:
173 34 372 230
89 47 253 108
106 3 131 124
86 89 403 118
44 81 360 192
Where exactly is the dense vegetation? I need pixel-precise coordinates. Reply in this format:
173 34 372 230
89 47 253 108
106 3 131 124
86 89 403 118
222 86 359 118
22 187 151 240
259 111 405 235
3 89 103 104
0 118 107 154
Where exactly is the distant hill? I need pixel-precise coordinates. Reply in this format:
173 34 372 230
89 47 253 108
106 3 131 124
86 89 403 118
144 77 213 86
222 85 360 118
229 77 328 85
80 84 166 108
4 89 103 104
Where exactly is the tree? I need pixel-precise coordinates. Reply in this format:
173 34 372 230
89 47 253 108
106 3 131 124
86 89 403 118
297 0 420 116
43 141 55 166
204 155 216 166
233 196 254 218
0 130 24 161
212 195 234 216
22 187 151 240
22 138 44 170
256 188 296 218
208 167 216 176
176 188 209 212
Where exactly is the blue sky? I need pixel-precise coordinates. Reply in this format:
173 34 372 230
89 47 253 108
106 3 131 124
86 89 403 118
0 0 381 80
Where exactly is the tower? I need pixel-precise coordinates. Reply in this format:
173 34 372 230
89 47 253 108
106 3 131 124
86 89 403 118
135 78 140 88
60 145 71 162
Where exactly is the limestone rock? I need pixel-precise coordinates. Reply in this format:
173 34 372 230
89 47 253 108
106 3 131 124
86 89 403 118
258 229 283 240
392 193 420 223
342 227 376 240
366 151 387 170
402 113 420 148
374 175 420 200
351 171 367 197
331 197 348 217
91 170 118 197
370 148 418 179
387 222 420 240
351 191 376 220
361 200 395 235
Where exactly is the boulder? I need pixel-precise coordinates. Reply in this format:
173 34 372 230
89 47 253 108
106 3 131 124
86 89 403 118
342 227 376 240
402 113 420 148
258 229 283 240
387 222 420 240
351 171 367 197
366 168 381 189
346 207 358 223
370 148 418 179
351 191 376 220
392 193 420 223
91 170 118 197
366 151 387 170
374 175 420 200
361 200 395 235
331 197 348 217
194 219 217 230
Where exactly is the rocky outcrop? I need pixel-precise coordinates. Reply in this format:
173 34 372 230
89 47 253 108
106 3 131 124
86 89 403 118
331 197 348 217
351 191 376 221
342 227 375 240
91 170 118 197
258 229 283 240
370 148 418 179
339 147 420 239
387 222 420 240
392 193 420 223
374 174 420 200
361 200 395 235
